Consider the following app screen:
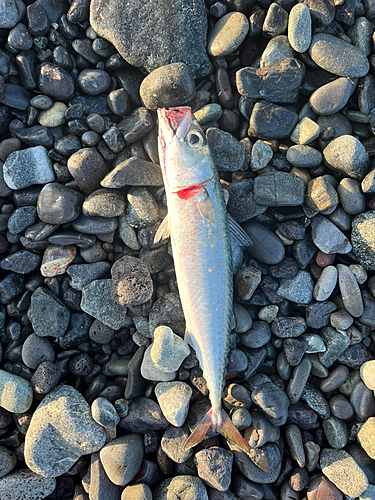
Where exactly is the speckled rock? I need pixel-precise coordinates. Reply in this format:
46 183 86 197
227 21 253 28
151 326 190 373
155 381 192 427
0 470 56 500
0 370 33 413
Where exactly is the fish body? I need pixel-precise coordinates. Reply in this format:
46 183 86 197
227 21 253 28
157 106 250 452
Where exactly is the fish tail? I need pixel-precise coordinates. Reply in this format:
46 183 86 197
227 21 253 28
184 407 251 454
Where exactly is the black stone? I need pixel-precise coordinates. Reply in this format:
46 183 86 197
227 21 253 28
38 63 75 101
16 126 54 148
248 102 298 139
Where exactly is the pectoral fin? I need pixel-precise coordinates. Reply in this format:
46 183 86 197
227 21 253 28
195 188 216 228
154 215 170 244
228 213 253 247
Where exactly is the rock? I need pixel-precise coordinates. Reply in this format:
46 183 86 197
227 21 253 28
288 4 311 53
248 102 298 139
360 360 375 390
40 244 76 278
122 484 152 500
243 220 285 264
3 146 54 190
22 333 55 369
37 183 83 224
323 135 369 180
277 270 314 304
195 447 233 491
0 0 19 29
235 266 261 300
90 0 211 78
7 206 37 234
310 78 356 116
151 326 190 373
67 148 109 195
25 385 106 478
30 286 70 338
38 102 67 127
307 475 344 500
0 470 56 500
31 361 61 395
155 476 208 500
101 157 163 188
351 212 375 270
38 63 75 101
155 381 192 427
260 35 294 67
291 118 320 145
311 215 352 254
0 370 33 413
250 140 273 171
206 127 247 172
89 451 121 500
252 381 289 425
140 63 195 110
140 345 177 382
309 33 370 77
119 397 169 434
81 279 128 330
100 434 144 485
207 12 249 57
82 189 125 218
318 327 350 367
1 250 41 274
91 397 120 429
320 448 368 498
254 172 305 206
160 425 192 464
110 255 153 307
337 264 364 317
305 176 338 213
78 69 111 96
286 145 323 168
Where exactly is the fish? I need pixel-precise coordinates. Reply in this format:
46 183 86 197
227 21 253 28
156 106 252 455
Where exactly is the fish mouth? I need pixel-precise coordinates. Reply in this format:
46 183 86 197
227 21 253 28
157 107 194 138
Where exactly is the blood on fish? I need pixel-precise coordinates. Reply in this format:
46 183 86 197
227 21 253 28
177 184 204 200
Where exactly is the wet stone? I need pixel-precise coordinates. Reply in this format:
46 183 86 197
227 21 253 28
78 69 111 96
38 63 75 101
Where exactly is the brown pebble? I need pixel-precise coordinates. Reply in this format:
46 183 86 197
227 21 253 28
315 251 336 267
0 138 22 162
216 67 234 109
307 475 343 500
290 466 309 491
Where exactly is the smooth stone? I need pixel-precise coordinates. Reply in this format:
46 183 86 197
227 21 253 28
38 63 75 101
7 23 33 51
107 88 129 116
31 361 61 394
304 442 320 473
229 442 282 484
38 102 67 127
235 266 262 301
309 34 370 78
250 140 273 171
3 146 54 190
320 448 368 498
287 358 312 405
101 157 163 188
322 415 348 449
362 170 375 194
81 279 128 330
71 214 118 235
338 178 366 215
351 212 375 270
240 320 271 348
25 385 106 478
16 126 54 148
318 327 350 367
40 244 76 277
119 397 168 434
336 264 364 317
243 221 285 264
254 172 305 206
286 145 323 169
360 360 375 390
22 333 55 369
7 206 37 234
277 270 314 304
67 148 109 195
311 215 352 254
300 334 326 354
323 135 369 180
89 451 121 500
248 102 298 139
252 381 289 425
285 424 305 467
357 417 375 459
350 381 375 421
301 382 330 419
310 77 357 116
329 394 354 420
0 470 56 500
0 250 41 274
83 189 125 218
140 63 195 110
100 434 144 485
305 176 338 213
321 366 349 392
77 69 111 96
118 107 154 146
0 370 33 413
140 345 176 382
151 326 190 373
155 381 192 427
288 4 311 53
291 118 320 145
260 35 294 67
125 187 159 229
0 445 16 478
207 12 249 57
122 484 152 500
30 286 70 337
194 104 222 125
0 0 19 29
155 476 208 500
37 183 82 224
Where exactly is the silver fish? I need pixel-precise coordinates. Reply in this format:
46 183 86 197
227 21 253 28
157 106 251 453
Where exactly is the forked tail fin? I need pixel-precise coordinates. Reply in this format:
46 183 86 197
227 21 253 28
184 407 251 454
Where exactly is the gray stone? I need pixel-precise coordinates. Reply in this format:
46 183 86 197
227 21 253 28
0 469 56 500
251 381 289 426
322 415 348 449
89 451 121 500
337 264 364 317
248 102 298 140
7 206 37 234
323 135 369 180
81 279 128 330
90 0 211 78
155 476 208 500
313 265 338 301
320 448 368 498
207 12 249 57
311 215 352 254
206 127 247 172
285 424 305 467
120 397 169 434
277 270 313 304
288 3 311 53
160 424 192 464
318 327 350 367
91 398 120 429
140 345 177 382
24 385 106 477
22 333 55 370
0 0 19 29
111 255 153 307
195 447 233 491
338 178 366 215
260 35 294 67
290 117 320 145
3 146 54 190
287 358 312 405
0 370 33 413
100 434 144 485
82 189 125 218
30 287 70 338
101 157 163 188
155 381 192 427
350 381 375 421
150 325 190 373
309 33 369 77
286 145 323 168
67 262 111 291
301 382 330 419
254 172 305 206
351 211 375 270
310 77 357 116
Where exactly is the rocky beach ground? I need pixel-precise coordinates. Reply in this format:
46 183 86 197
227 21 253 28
0 0 375 498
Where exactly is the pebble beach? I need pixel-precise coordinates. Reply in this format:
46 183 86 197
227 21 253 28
0 0 375 499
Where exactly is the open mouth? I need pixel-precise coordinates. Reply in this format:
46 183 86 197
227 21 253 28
158 107 193 133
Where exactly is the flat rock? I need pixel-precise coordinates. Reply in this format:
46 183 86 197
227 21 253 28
311 215 352 254
0 369 33 413
309 33 370 77
288 4 311 53
277 270 314 304
24 385 106 478
248 101 298 139
309 77 357 116
3 146 54 190
101 157 163 188
90 0 211 78
254 172 305 206
207 12 249 57
155 381 192 427
100 434 144 485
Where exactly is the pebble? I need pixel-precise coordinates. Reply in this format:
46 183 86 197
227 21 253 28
99 434 144 485
250 140 273 171
0 370 33 413
195 447 233 491
155 381 192 427
0 0 19 29
254 172 305 206
0 469 56 500
38 102 67 128
309 33 370 78
287 358 312 405
323 135 369 180
78 69 111 96
260 35 294 67
307 475 344 500
37 183 83 224
83 189 125 218
3 146 55 190
351 211 375 270
67 148 109 195
22 333 55 369
160 424 192 464
155 476 208 500
111 255 153 307
337 264 364 317
360 360 375 390
291 118 320 145
89 450 121 500
30 286 70 338
350 381 375 421
322 415 348 449
305 176 338 213
288 4 311 53
150 326 190 373
7 206 37 234
314 265 338 301
319 327 350 367
320 448 368 498
38 63 75 101
338 178 366 215
207 12 249 57
311 215 352 254
277 270 314 304
120 397 168 434
235 266 262 300
1 249 41 274
40 244 76 277
24 385 106 478
251 381 289 425
122 484 152 500
329 394 354 420
310 78 357 116
140 345 176 382
81 279 128 330
248 102 298 139
101 157 163 188
207 127 247 172
31 361 61 394
285 424 305 467
301 382 330 419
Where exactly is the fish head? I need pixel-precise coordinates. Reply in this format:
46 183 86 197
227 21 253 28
157 107 215 194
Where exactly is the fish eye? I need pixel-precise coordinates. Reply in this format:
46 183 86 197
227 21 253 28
186 129 204 148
